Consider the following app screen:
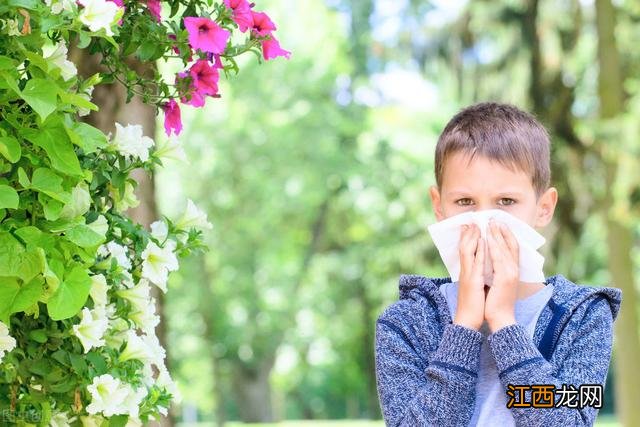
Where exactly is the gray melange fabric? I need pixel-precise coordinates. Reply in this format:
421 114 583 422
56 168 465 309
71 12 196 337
439 281 554 426
375 274 622 427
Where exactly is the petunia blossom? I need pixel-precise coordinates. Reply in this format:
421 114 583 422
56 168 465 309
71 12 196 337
184 17 230 54
261 34 291 61
224 0 253 32
250 11 276 36
146 0 161 21
78 0 123 36
189 59 220 97
162 99 182 136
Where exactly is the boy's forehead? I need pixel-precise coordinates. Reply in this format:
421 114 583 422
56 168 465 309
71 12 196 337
441 152 534 193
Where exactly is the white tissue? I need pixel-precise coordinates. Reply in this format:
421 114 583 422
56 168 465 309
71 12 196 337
426 209 546 286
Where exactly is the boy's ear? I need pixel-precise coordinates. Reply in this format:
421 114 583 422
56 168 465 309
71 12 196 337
429 185 445 221
535 186 558 227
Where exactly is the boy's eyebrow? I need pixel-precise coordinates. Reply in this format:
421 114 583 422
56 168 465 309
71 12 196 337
447 190 525 197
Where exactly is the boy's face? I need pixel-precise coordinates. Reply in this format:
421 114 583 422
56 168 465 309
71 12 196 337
429 151 558 229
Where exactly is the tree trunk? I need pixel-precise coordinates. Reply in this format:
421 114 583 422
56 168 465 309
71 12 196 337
595 1 640 425
231 359 275 423
73 50 174 426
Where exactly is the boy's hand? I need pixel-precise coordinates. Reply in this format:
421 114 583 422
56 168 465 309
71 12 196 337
484 219 519 332
453 223 486 331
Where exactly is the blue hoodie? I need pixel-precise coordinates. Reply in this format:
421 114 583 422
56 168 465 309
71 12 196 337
375 274 622 426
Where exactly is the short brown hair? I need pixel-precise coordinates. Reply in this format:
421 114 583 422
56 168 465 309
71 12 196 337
435 102 551 198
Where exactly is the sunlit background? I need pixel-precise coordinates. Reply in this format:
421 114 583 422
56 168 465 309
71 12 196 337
147 0 640 425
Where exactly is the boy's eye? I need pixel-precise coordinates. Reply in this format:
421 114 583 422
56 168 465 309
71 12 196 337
454 198 516 206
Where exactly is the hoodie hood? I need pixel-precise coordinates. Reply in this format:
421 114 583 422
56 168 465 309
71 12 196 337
398 273 622 322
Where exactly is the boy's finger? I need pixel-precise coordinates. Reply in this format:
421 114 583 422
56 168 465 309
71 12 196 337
471 236 485 277
486 223 504 265
499 223 520 264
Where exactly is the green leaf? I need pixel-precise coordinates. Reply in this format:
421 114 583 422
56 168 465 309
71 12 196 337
0 185 18 209
0 232 46 283
15 226 57 252
24 52 49 74
0 135 21 163
29 329 48 343
69 352 88 375
66 122 108 154
18 167 30 187
0 71 21 95
22 125 83 176
78 32 92 49
109 415 129 427
46 266 91 320
31 168 70 203
8 0 39 9
0 56 15 71
21 79 58 121
0 277 44 324
40 193 65 221
65 224 106 248
58 90 98 112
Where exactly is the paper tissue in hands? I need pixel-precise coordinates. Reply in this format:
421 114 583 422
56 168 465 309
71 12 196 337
426 209 546 286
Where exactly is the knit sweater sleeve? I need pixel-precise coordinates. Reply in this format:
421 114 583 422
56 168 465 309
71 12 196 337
375 313 482 427
487 295 615 426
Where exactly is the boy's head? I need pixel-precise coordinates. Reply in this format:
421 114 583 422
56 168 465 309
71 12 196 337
429 102 558 229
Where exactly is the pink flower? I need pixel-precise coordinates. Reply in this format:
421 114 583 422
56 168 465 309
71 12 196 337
250 11 276 36
176 60 221 107
162 99 182 136
146 0 162 21
212 53 223 69
184 17 230 54
224 0 253 32
261 35 291 61
109 0 124 6
189 59 220 97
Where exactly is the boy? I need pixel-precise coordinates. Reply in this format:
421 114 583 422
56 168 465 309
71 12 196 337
374 102 622 426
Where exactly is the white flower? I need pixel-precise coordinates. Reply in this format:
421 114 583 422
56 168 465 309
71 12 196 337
120 384 147 418
60 182 90 219
157 365 182 404
73 307 108 353
176 199 213 230
141 240 179 293
142 331 166 365
45 42 77 81
104 317 129 349
154 136 187 163
110 123 154 162
45 0 76 14
78 0 122 36
99 241 132 270
86 374 129 416
130 299 160 335
113 181 140 212
86 375 146 418
150 220 168 241
78 86 95 117
119 330 154 363
116 278 150 312
89 274 108 307
50 411 77 427
0 321 16 362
